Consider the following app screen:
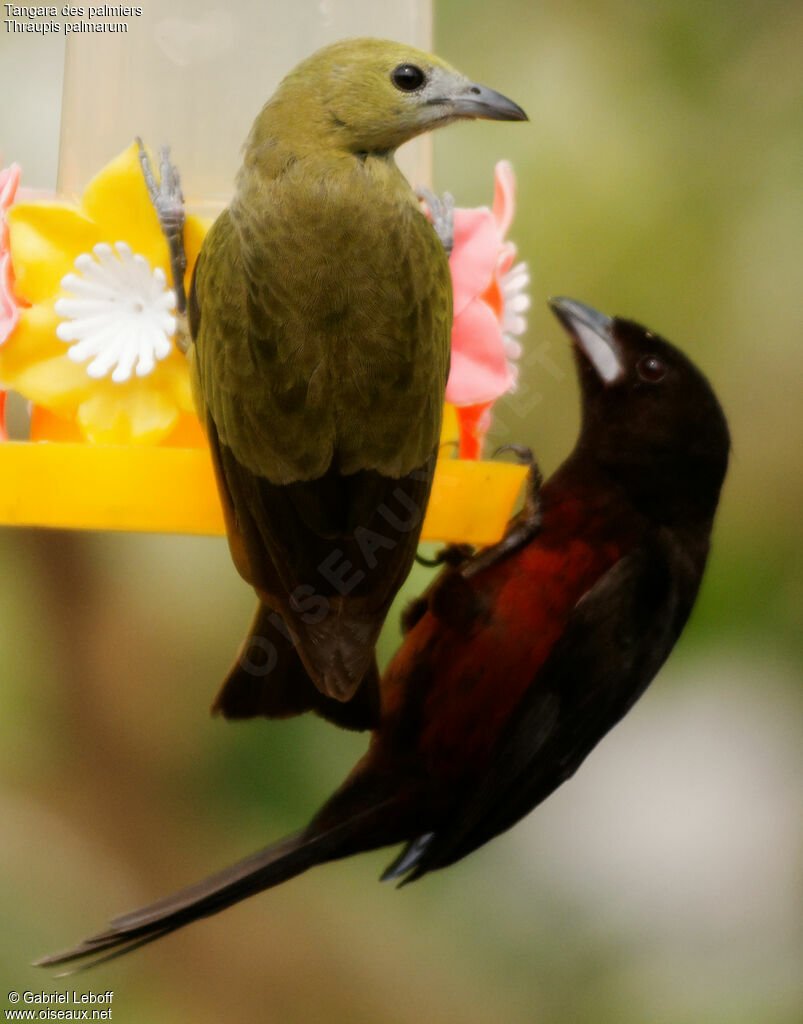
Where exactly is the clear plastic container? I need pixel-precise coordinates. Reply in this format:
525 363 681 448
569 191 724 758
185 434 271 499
57 0 433 214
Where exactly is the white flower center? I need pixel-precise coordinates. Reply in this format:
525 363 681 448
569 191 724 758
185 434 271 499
55 241 177 383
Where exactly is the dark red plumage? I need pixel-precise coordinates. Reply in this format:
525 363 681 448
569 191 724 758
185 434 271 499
379 479 635 781
38 298 730 970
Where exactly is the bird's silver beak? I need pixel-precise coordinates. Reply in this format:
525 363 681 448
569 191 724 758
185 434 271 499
549 297 625 385
443 81 528 122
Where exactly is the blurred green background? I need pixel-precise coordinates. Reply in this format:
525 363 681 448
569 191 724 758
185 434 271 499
1 1 801 1021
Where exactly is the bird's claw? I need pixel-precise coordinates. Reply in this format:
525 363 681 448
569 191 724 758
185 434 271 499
415 543 475 569
491 443 543 537
460 454 544 578
438 439 460 458
417 187 455 256
137 137 188 317
137 138 185 234
492 444 535 467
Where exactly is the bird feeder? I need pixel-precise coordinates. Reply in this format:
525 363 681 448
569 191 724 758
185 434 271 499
0 1 528 543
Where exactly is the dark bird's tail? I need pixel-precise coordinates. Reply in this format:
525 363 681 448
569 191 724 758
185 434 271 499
213 601 381 732
36 798 398 973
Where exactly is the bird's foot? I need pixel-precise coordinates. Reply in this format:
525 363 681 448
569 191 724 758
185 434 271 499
137 137 188 322
492 443 535 467
415 543 475 569
417 187 455 256
461 447 544 578
493 444 543 534
404 546 474 634
406 448 543 626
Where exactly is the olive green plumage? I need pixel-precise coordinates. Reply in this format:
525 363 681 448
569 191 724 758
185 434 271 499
189 37 526 710
193 157 449 483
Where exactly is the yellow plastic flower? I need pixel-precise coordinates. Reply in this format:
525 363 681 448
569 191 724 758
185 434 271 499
0 142 208 445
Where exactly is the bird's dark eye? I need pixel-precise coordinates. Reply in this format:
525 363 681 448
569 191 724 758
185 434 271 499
637 355 667 383
392 64 426 92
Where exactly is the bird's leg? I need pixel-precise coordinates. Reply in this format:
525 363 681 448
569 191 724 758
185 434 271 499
410 561 486 632
404 544 476 633
461 447 544 578
494 445 544 534
400 594 429 634
409 451 542 628
417 187 455 256
409 449 543 629
136 137 191 353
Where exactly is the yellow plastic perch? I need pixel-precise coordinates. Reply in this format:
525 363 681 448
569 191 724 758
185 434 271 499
0 442 527 545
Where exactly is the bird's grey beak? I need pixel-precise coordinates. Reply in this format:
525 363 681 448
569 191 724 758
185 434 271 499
549 297 625 385
446 81 528 122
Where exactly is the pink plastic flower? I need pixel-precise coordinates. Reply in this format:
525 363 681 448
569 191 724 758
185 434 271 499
0 157 23 440
0 160 21 343
445 160 529 459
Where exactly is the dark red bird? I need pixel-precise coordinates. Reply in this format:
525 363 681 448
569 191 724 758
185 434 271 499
38 297 730 970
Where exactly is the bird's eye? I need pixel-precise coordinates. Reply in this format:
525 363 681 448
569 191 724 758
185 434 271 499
391 64 426 92
637 355 667 383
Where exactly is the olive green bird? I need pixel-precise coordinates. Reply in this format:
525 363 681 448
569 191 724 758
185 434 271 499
187 38 527 719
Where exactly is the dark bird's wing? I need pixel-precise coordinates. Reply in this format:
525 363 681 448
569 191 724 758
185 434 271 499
386 532 704 881
207 408 437 701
